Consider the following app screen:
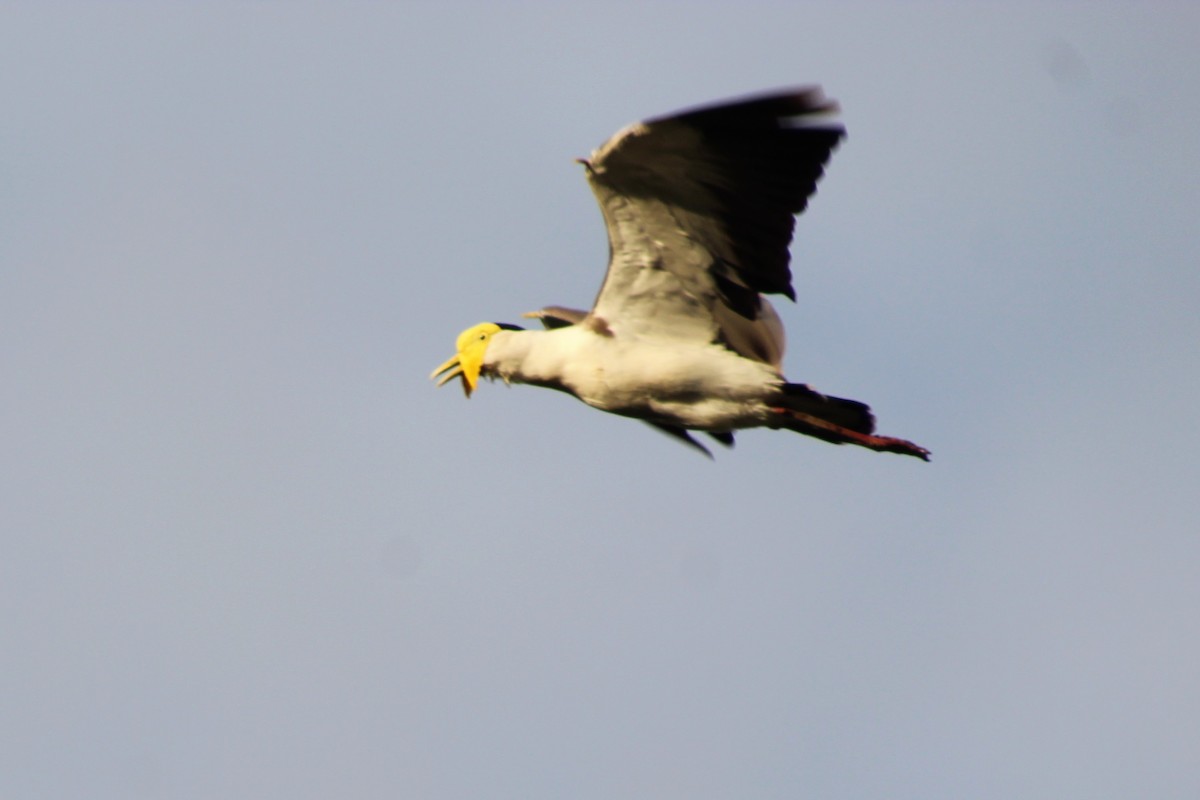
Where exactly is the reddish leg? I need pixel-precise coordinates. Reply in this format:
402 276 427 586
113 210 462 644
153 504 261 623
769 408 930 461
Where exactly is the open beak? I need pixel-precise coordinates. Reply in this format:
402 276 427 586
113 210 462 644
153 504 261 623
430 354 474 397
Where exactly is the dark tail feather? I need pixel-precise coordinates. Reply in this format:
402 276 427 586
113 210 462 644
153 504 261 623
772 383 930 461
778 383 876 434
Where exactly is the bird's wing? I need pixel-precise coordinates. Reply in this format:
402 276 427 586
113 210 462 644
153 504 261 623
581 88 844 366
641 422 737 459
522 306 589 330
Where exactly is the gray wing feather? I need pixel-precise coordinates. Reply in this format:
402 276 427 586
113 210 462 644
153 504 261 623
581 89 843 364
524 306 589 330
712 295 786 370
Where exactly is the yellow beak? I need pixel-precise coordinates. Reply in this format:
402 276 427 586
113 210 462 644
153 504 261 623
430 353 475 397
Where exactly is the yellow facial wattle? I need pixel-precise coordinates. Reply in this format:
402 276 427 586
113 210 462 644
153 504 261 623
429 322 504 398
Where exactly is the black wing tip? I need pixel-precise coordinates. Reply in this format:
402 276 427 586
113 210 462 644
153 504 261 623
644 422 718 459
661 86 843 130
676 88 843 303
706 431 736 449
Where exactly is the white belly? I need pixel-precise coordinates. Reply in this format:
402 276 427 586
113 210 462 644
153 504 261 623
559 336 781 430
486 326 784 430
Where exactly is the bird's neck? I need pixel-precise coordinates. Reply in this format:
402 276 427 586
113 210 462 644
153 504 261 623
485 329 577 392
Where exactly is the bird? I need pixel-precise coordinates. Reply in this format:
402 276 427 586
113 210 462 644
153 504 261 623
431 87 929 460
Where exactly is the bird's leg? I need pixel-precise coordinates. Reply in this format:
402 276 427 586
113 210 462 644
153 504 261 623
769 408 931 461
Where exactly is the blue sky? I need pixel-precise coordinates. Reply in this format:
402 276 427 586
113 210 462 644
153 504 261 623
2 3 1198 798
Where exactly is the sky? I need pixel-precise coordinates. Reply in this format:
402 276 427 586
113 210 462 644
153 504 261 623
2 3 1198 798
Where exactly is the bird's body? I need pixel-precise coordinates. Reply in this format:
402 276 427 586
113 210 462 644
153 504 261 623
484 323 781 430
432 88 929 460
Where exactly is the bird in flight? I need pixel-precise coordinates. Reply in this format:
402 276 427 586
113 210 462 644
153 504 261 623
432 88 929 460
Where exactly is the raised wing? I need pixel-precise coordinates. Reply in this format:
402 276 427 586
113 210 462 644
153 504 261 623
581 88 844 362
522 305 589 330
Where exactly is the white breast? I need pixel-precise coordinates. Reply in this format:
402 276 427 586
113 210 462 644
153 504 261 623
494 326 782 430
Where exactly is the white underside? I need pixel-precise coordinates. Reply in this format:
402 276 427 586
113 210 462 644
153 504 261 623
484 326 783 431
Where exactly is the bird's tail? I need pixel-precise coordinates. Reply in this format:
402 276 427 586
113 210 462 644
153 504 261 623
770 383 930 460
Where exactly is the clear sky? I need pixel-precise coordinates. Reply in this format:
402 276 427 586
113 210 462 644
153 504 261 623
3 3 1198 798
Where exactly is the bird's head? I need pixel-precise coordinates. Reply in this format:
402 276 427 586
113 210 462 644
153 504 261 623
430 322 522 397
